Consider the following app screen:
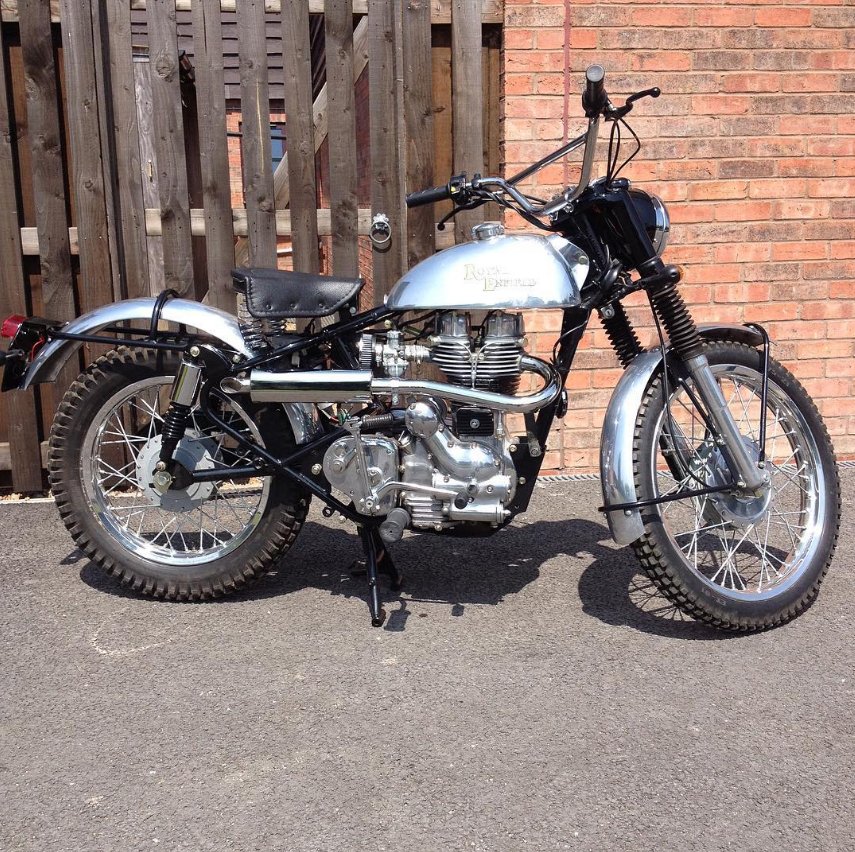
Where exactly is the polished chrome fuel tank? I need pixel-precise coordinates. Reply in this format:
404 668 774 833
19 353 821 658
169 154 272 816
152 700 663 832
385 232 589 311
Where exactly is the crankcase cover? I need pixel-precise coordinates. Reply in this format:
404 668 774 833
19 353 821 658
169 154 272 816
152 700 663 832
386 234 588 311
322 435 399 516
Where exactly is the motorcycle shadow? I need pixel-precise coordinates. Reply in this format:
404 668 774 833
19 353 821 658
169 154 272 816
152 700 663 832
78 517 731 639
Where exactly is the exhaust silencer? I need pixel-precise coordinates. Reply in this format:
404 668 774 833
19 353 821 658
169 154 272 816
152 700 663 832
234 369 374 403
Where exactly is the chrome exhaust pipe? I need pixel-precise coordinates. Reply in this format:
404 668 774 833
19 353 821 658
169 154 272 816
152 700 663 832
222 356 561 414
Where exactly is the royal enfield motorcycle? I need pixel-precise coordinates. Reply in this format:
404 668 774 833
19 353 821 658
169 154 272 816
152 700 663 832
0 67 840 629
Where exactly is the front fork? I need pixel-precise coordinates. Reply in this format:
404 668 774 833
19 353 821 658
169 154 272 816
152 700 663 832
682 353 769 493
642 262 769 495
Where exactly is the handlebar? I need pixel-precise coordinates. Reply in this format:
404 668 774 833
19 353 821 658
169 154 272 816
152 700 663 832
406 66 658 221
582 64 607 118
406 183 452 209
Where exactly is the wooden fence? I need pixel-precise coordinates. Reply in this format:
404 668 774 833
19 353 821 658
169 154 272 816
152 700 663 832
0 0 503 491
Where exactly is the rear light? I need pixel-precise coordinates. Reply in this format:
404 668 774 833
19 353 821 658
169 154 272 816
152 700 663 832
1 315 26 339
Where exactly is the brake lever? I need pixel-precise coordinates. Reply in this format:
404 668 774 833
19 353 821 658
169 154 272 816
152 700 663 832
607 86 661 120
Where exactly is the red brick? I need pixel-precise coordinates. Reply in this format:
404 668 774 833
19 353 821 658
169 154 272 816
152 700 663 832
695 8 754 28
689 180 748 201
631 7 692 28
772 242 828 261
745 301 800 321
802 301 855 320
748 179 807 199
756 8 811 27
721 73 781 93
773 199 831 220
714 243 772 263
713 200 774 222
568 28 598 50
692 95 751 115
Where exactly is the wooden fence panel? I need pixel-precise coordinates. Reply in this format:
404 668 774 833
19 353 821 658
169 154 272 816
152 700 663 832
368 0 406 300
237 0 276 268
104 0 150 299
403 0 435 269
191 0 234 309
282 1 320 274
147 0 193 295
0 21 41 491
18 0 78 406
451 0 484 243
324 0 358 278
58 0 114 313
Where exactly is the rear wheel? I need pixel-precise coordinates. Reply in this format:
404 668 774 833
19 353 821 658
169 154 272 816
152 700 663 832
48 349 309 599
631 341 840 631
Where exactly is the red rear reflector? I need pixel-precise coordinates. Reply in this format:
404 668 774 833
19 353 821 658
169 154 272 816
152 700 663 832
1 315 25 339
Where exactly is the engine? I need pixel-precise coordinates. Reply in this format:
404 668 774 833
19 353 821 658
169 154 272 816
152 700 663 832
323 311 527 532
430 311 525 395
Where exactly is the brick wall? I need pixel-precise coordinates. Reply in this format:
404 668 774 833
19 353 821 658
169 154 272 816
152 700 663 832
503 0 855 472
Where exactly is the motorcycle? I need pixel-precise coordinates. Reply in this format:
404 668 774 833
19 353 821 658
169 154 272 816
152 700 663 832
0 67 840 630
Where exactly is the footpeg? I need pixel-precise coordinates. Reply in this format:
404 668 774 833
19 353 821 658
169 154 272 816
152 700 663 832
379 508 410 545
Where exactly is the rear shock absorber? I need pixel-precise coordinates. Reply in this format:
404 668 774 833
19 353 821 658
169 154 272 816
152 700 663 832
599 302 643 368
158 353 203 466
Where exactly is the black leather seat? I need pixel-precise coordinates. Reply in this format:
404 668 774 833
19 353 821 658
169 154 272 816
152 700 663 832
232 268 363 319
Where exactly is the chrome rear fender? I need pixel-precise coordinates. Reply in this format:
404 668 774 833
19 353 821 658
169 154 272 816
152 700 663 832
600 324 764 545
21 297 320 445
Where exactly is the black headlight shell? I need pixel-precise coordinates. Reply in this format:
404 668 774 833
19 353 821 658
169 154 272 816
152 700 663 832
628 188 670 255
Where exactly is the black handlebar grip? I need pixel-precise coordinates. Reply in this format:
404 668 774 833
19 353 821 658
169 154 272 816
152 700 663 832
582 64 607 117
406 183 452 208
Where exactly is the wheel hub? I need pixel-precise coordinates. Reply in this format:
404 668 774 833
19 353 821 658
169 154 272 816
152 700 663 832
695 437 772 529
135 430 218 512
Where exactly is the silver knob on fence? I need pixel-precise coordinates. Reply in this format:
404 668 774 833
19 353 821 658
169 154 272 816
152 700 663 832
370 213 392 250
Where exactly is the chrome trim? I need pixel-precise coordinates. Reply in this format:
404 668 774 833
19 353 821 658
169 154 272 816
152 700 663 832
170 359 203 408
242 356 561 415
372 356 561 414
600 351 662 545
373 481 458 500
385 235 588 311
22 298 253 388
280 401 321 446
567 116 600 203
249 370 374 404
649 194 670 254
684 353 768 492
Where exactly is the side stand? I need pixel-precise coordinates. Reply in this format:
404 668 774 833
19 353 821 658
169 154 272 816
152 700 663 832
355 526 403 627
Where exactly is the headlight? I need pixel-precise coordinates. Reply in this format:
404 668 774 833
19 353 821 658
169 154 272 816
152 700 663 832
629 189 670 255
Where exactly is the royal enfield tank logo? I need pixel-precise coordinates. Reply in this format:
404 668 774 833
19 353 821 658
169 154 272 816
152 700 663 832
463 263 537 291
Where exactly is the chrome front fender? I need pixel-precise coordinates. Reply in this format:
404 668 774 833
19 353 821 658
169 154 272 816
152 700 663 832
599 351 663 546
21 297 320 445
599 323 765 545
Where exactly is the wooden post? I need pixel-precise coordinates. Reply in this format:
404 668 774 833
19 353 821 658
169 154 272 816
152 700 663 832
282 0 320 274
103 0 151 299
451 0 484 243
237 0 276 268
57 0 114 313
324 0 358 278
133 56 166 295
191 0 235 308
402 0 435 268
0 20 42 491
18 0 79 402
146 0 194 295
368 0 406 300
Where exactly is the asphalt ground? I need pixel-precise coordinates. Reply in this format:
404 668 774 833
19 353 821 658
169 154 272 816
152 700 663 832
1 472 853 852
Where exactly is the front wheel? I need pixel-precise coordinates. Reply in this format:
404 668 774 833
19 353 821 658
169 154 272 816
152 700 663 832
48 349 310 599
631 341 840 631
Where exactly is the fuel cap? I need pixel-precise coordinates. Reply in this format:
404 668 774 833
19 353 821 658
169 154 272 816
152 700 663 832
472 221 505 241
